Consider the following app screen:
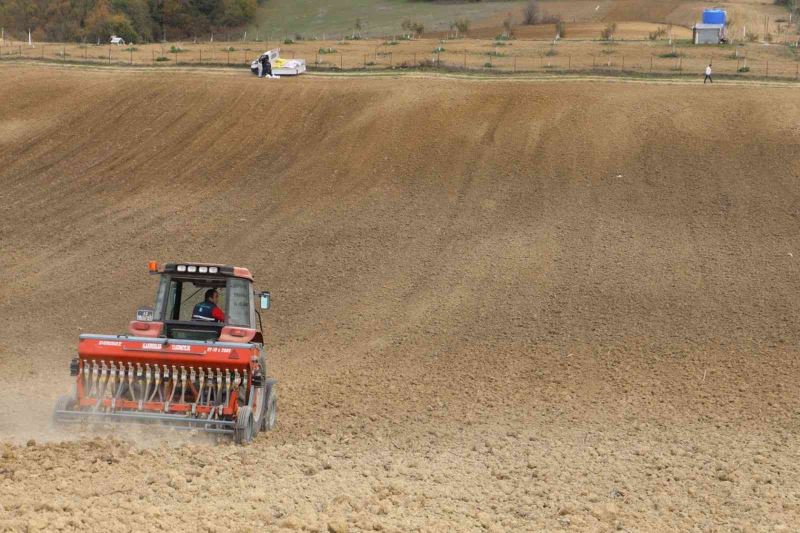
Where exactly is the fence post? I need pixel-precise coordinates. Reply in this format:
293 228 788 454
63 45 66 61
152 49 154 63
514 55 517 72
42 46 44 59
340 53 343 69
243 50 246 64
84 47 87 60
413 52 416 66
568 55 571 70
364 53 367 68
108 47 111 64
621 55 624 71
175 49 178 64
650 55 653 72
199 48 202 63
796 62 798 80
592 55 596 68
678 56 682 71
227 49 230 65
390 52 393 68
463 49 466 69
130 48 133 64
437 51 440 68
766 60 769 77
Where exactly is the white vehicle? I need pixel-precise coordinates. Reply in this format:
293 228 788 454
250 49 306 77
110 35 125 45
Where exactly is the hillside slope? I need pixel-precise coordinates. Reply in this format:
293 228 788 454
1 65 799 530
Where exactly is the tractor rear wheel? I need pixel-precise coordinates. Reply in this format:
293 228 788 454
234 406 254 444
262 381 277 431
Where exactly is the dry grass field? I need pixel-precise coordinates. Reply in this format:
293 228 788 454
1 62 800 530
2 30 799 80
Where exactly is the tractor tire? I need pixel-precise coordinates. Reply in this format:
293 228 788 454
53 394 76 426
251 354 268 436
261 381 277 431
234 406 254 445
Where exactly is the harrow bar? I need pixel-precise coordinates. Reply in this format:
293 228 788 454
53 408 236 433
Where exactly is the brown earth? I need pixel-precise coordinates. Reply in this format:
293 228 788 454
1 63 800 531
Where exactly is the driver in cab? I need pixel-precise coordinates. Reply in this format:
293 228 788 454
192 289 226 322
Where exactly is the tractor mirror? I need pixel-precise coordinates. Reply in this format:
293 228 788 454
136 307 155 322
259 291 271 310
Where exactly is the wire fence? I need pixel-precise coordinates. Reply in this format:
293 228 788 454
2 42 799 80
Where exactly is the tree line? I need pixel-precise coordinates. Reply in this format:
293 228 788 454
0 0 263 43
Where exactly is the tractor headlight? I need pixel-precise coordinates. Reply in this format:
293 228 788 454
209 266 218 274
198 266 208 273
187 265 197 273
177 265 187 272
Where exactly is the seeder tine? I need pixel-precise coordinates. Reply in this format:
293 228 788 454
83 360 91 393
180 366 188 404
128 362 136 402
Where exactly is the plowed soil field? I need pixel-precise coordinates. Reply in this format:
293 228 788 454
1 64 800 531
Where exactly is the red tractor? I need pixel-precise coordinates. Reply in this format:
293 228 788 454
53 262 276 444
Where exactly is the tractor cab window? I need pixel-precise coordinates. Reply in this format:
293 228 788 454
163 279 226 322
153 274 253 340
227 278 253 328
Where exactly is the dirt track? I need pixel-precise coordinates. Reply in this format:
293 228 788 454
1 64 800 531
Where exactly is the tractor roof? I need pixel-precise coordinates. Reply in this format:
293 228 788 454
161 262 253 281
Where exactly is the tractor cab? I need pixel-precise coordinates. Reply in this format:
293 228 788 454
130 262 270 344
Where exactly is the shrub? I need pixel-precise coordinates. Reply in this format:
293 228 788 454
746 32 759 42
283 38 294 44
658 51 681 58
522 0 539 25
540 15 561 24
502 15 515 39
545 47 558 56
169 45 185 53
383 40 399 46
155 56 170 61
484 61 493 67
455 18 470 35
648 27 667 40
556 20 566 38
401 19 424 37
433 46 445 53
737 65 750 72
318 47 337 54
600 22 617 41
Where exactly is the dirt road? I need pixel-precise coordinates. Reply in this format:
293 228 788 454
1 64 799 531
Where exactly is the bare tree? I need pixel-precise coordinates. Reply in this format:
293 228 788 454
523 0 540 25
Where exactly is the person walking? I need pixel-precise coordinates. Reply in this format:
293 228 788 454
704 64 713 84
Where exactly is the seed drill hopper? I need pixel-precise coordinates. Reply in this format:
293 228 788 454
53 262 276 444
